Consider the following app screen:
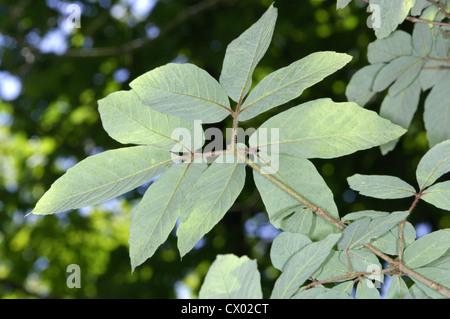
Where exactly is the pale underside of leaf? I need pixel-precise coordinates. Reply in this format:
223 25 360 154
31 146 173 215
238 51 352 121
424 77 450 148
421 181 450 211
416 139 450 190
338 211 410 250
253 154 339 240
270 232 312 271
176 154 246 257
252 98 407 159
403 229 450 269
129 163 207 271
347 174 417 199
379 78 421 155
271 233 341 299
371 0 415 39
130 63 231 124
199 254 262 299
98 90 204 152
367 30 412 64
219 4 277 103
345 63 384 107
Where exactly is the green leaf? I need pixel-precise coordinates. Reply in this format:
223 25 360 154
386 275 409 299
411 267 450 298
345 63 384 107
370 0 416 39
253 154 339 240
291 287 351 299
405 283 431 299
252 98 406 159
270 232 312 271
129 163 207 271
31 146 172 215
219 4 277 102
342 210 389 221
419 61 449 91
403 229 450 268
421 181 450 211
336 0 352 9
413 22 433 57
199 254 262 299
372 56 424 95
313 251 350 282
424 77 450 147
355 279 381 299
271 233 341 299
370 221 416 255
347 174 416 199
238 52 351 121
425 249 450 270
338 211 410 250
130 63 231 124
276 205 314 235
337 217 370 251
379 78 421 155
98 90 204 152
339 249 381 273
332 281 354 295
411 0 432 16
416 139 450 190
176 154 246 257
367 30 412 64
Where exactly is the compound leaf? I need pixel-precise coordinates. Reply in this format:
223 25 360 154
199 254 262 299
219 4 277 102
421 181 450 211
355 279 381 299
271 233 341 299
416 139 450 190
424 76 450 147
238 52 351 121
411 267 450 298
130 63 231 124
370 0 416 39
338 211 410 250
403 229 450 269
367 30 412 64
253 98 406 159
347 174 416 199
98 90 204 152
379 78 421 155
270 232 312 271
176 154 246 257
129 163 207 271
413 22 433 57
253 154 339 240
372 56 424 94
31 146 172 215
386 275 409 299
345 63 384 107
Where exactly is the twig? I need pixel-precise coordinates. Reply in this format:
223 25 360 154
405 16 450 27
427 0 450 19
239 154 450 298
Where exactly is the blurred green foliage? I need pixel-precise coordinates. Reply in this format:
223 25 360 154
0 0 447 298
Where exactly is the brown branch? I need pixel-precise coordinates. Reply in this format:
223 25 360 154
405 16 450 26
240 155 450 298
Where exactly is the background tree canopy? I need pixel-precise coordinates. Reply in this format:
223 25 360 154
0 0 447 298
